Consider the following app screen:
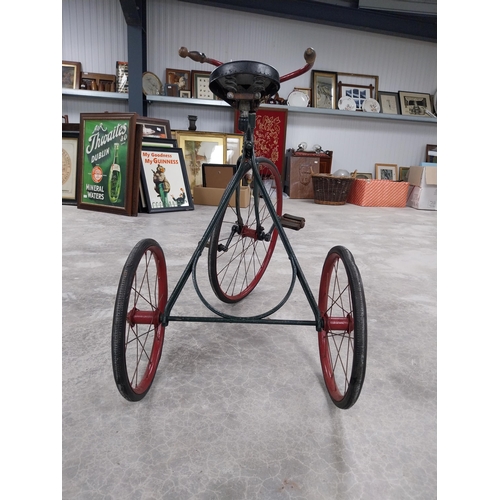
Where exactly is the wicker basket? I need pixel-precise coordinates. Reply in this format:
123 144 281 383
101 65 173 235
312 174 355 205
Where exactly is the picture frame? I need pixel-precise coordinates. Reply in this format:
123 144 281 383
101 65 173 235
62 61 82 89
165 68 191 92
77 113 142 216
234 107 288 174
141 137 178 149
175 131 226 193
191 71 216 100
355 172 373 180
62 129 80 204
425 144 437 163
80 72 116 92
225 133 244 165
164 84 179 97
311 71 337 109
139 136 178 210
398 91 433 117
137 117 172 139
378 91 401 115
375 163 398 181
202 164 237 188
179 90 191 99
116 61 128 93
337 72 379 110
175 132 244 192
140 146 193 213
398 167 410 182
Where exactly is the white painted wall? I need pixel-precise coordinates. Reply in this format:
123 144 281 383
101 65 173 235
62 0 437 174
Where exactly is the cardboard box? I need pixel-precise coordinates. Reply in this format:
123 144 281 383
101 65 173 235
193 185 250 208
406 166 437 210
347 179 409 207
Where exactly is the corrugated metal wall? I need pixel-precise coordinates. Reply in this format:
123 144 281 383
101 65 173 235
62 0 437 172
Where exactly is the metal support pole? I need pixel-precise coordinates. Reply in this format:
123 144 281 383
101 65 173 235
119 0 147 116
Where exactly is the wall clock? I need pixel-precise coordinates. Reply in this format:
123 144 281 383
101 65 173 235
142 72 163 96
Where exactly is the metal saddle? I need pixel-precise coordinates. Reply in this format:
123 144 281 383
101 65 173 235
209 61 280 110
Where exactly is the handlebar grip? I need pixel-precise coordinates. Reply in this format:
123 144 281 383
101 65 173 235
304 47 316 65
178 47 223 67
179 46 205 63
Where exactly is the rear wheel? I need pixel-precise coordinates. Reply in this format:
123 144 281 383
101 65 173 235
208 158 282 303
111 239 168 401
318 246 367 409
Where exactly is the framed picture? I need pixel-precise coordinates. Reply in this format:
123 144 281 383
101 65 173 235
426 144 437 163
375 163 398 181
140 146 193 213
164 84 179 97
355 172 373 180
399 167 410 182
175 132 225 193
202 164 237 188
225 133 243 165
138 137 177 210
62 61 82 89
337 73 378 110
191 71 215 100
62 129 80 204
142 137 178 149
398 91 433 117
311 71 337 109
234 107 288 174
116 61 128 93
77 113 142 216
165 68 191 92
179 90 191 99
378 91 401 115
80 72 116 92
137 117 172 139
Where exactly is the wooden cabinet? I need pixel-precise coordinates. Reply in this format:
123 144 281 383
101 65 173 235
283 149 333 198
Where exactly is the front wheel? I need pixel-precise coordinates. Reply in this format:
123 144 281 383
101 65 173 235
111 239 168 401
208 158 283 303
318 246 367 409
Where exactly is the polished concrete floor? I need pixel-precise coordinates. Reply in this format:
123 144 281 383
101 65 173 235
62 198 437 499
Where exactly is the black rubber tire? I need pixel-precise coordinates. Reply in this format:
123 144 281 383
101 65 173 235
208 158 283 303
111 239 168 402
317 246 367 409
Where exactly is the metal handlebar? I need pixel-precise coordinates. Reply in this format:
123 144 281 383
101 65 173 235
178 46 316 82
280 47 316 82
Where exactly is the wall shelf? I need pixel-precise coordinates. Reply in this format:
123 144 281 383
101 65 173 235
62 88 129 100
145 95 437 124
63 90 437 124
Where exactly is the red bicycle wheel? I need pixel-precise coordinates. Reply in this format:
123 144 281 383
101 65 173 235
111 239 168 401
208 158 282 303
318 246 367 409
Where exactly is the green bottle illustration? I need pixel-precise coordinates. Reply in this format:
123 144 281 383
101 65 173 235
108 143 121 203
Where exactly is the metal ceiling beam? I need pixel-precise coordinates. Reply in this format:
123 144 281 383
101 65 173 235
178 0 436 43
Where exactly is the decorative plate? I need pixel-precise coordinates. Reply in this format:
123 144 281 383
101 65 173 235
287 90 309 107
338 96 357 111
362 98 381 113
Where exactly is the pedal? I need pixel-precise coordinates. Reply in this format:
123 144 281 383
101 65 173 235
280 213 306 231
